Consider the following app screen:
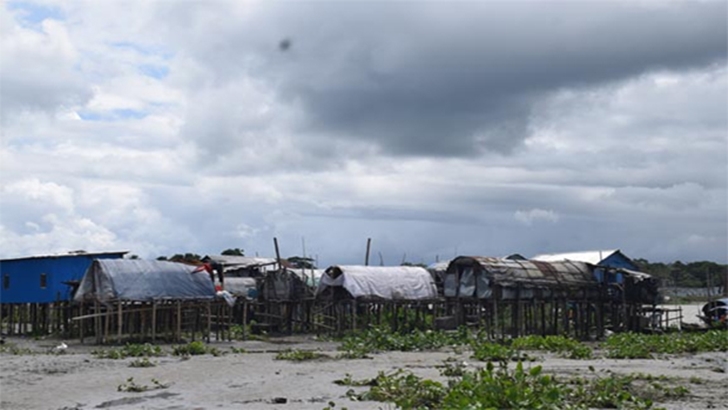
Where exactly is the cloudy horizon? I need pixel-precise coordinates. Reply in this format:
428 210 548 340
1 0 726 266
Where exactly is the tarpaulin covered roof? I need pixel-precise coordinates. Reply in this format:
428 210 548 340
74 259 216 303
449 256 597 289
318 265 437 300
427 261 450 273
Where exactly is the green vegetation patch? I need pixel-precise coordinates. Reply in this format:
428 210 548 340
339 362 688 410
171 340 214 356
338 326 471 356
274 349 328 361
510 335 593 359
93 343 164 359
117 377 169 393
0 342 35 355
603 330 728 359
338 326 593 361
128 357 156 368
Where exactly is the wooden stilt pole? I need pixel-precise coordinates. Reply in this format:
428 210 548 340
94 300 100 344
176 301 182 342
79 304 84 344
152 301 157 342
206 301 212 343
117 302 123 343
104 305 110 344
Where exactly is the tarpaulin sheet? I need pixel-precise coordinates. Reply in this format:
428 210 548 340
318 265 437 300
223 277 258 297
74 259 216 302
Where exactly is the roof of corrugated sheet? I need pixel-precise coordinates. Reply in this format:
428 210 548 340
0 250 129 262
530 250 620 265
451 256 597 288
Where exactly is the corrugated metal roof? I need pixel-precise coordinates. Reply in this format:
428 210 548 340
0 250 129 262
452 256 596 288
531 250 619 265
204 255 278 269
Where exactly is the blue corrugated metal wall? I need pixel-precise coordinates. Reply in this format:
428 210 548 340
0 253 125 303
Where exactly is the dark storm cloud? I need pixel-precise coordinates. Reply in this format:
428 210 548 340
165 1 726 157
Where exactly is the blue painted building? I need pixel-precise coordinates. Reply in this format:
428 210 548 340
0 251 127 304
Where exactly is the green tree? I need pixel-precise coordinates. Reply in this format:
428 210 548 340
221 248 245 256
169 253 202 264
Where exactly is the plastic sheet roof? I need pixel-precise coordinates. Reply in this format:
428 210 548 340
318 265 438 300
74 259 216 302
450 256 597 289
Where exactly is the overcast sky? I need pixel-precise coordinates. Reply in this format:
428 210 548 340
1 0 726 266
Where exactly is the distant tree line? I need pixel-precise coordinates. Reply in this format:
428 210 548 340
633 259 727 289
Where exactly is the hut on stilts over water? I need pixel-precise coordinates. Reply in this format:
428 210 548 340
442 256 607 340
73 259 222 344
315 265 439 333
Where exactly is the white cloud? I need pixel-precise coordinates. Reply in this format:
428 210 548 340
514 209 560 226
0 1 725 265
0 11 91 118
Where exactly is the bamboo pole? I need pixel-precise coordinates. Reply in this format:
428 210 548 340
104 305 110 344
117 302 123 343
242 300 248 341
79 304 84 343
206 301 212 342
152 301 157 342
94 300 100 344
176 301 182 342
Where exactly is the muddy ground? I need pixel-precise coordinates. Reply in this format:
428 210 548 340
0 303 723 410
1 330 727 410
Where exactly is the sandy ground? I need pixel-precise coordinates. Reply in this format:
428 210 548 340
1 330 727 410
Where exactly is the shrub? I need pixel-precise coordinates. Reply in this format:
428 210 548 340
117 377 169 392
94 343 163 359
128 357 156 368
274 349 328 361
172 341 207 356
